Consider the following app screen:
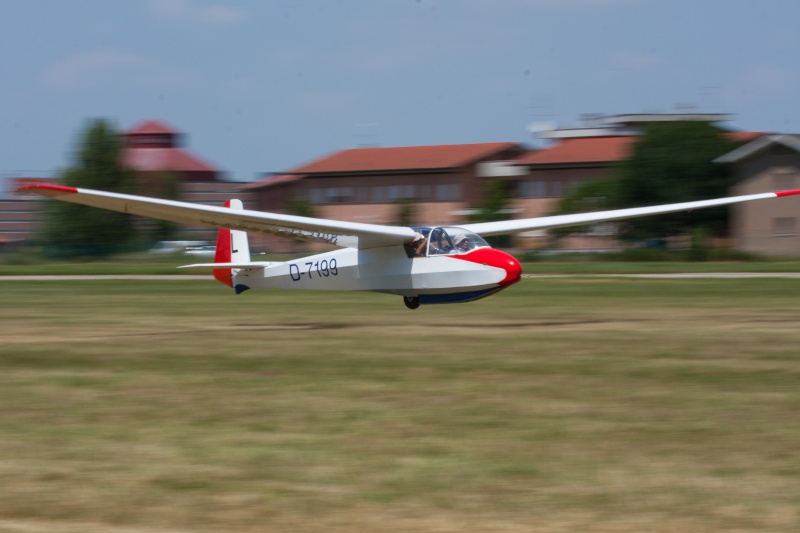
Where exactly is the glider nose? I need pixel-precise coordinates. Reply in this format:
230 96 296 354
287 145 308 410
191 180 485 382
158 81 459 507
492 250 522 287
452 247 523 287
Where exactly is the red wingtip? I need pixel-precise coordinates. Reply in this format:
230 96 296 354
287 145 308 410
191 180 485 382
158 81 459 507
775 189 800 197
16 183 79 195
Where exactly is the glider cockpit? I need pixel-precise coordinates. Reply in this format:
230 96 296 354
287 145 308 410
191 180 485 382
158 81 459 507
408 226 489 257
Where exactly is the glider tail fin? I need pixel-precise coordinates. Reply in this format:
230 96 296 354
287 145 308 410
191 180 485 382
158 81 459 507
213 199 250 288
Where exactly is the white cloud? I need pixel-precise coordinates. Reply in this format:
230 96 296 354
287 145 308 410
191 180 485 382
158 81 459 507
42 49 150 90
149 0 244 24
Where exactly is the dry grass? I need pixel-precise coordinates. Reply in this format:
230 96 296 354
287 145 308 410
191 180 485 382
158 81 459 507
1 278 799 532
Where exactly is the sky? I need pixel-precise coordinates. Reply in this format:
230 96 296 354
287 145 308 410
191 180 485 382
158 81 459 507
2 0 800 192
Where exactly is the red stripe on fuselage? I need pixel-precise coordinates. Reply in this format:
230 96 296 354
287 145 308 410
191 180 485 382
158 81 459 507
451 247 522 287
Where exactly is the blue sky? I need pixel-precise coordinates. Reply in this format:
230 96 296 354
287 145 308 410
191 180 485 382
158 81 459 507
2 0 799 190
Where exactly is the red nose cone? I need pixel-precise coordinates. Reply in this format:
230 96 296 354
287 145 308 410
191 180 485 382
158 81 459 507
494 250 522 287
454 248 522 287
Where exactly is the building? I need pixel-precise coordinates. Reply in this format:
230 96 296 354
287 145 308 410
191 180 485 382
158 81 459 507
0 178 48 248
242 142 526 251
1 120 252 247
3 113 792 255
504 135 638 249
120 120 254 242
498 116 763 249
717 134 800 255
242 114 765 252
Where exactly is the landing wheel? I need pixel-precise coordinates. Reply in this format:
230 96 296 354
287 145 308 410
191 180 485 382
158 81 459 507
403 296 420 310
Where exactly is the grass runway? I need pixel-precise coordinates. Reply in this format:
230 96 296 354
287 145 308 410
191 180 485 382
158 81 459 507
1 277 799 532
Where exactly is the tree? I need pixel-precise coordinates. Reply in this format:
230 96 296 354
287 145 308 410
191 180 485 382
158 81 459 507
393 198 416 227
553 121 738 244
139 171 180 244
43 119 137 257
548 176 620 242
470 179 512 247
288 198 316 218
612 121 738 241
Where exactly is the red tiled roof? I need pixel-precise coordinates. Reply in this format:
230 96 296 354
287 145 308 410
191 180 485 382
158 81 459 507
293 142 523 173
725 131 765 143
125 120 179 135
242 142 524 190
240 173 305 190
515 136 636 166
515 132 766 166
121 147 218 173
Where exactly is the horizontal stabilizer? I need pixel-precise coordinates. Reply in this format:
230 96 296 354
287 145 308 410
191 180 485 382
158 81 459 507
178 261 282 269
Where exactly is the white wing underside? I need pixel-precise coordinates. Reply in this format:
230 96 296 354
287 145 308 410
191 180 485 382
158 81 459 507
21 185 416 249
20 184 797 247
178 261 280 269
459 192 787 236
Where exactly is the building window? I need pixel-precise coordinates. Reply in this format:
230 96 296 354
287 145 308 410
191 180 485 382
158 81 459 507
315 187 352 204
774 169 798 190
773 217 796 236
519 181 547 198
355 187 370 203
434 184 461 201
372 186 388 203
388 185 416 201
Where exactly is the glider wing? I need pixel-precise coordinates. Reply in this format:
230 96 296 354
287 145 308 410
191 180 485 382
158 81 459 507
459 190 800 237
19 184 416 249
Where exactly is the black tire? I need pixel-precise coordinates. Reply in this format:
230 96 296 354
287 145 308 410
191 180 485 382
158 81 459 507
403 296 420 310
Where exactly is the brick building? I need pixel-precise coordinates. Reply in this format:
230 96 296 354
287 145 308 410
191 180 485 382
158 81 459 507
242 142 526 251
241 114 766 252
719 134 800 255
3 113 795 255
1 120 252 247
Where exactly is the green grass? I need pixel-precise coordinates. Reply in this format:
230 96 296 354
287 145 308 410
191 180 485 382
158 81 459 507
3 251 800 276
1 279 800 532
522 260 800 274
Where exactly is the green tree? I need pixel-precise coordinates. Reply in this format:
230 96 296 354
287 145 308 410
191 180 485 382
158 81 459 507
470 179 512 247
140 171 180 244
553 122 738 244
612 121 738 242
43 119 137 257
288 198 316 218
393 198 416 227
548 176 621 242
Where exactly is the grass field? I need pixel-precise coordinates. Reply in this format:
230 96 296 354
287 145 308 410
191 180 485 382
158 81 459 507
1 278 799 532
4 250 800 276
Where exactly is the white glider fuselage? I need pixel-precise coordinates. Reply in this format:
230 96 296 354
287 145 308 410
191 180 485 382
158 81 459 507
230 244 520 302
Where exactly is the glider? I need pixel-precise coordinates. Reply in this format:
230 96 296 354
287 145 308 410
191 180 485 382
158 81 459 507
19 183 800 309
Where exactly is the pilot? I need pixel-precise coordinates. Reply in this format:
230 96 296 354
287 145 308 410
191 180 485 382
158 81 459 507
406 233 426 257
429 228 448 254
413 234 428 256
453 234 471 253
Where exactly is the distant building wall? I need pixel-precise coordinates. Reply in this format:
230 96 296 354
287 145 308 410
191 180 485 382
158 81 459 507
731 144 800 255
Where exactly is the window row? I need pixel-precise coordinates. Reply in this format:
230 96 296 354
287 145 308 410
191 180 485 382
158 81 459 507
306 180 586 204
308 184 462 204
517 180 580 198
